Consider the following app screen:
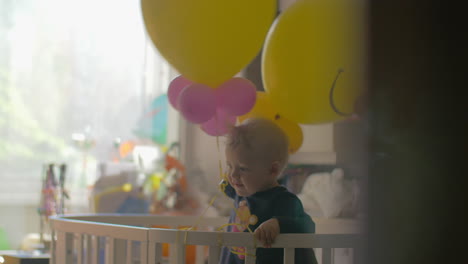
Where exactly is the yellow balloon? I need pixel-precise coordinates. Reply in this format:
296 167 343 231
141 0 277 88
262 0 366 124
239 92 303 154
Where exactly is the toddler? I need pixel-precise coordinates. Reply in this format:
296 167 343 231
219 118 317 264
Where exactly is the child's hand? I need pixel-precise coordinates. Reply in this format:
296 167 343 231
254 218 280 248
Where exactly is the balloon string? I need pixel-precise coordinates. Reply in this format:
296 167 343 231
329 68 353 116
216 135 229 195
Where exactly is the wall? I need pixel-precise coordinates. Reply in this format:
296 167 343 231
0 203 89 250
0 205 39 250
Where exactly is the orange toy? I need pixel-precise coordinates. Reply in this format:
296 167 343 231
152 224 205 264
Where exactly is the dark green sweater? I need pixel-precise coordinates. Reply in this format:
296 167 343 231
219 183 318 264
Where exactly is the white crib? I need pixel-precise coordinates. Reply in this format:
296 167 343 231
49 214 363 264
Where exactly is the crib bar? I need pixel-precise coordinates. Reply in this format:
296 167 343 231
284 248 295 264
138 241 148 264
50 230 56 264
147 242 157 264
85 235 91 264
322 248 334 264
85 235 90 264
91 236 99 264
56 231 74 264
112 239 127 264
67 231 74 263
55 231 65 264
126 240 132 264
105 237 115 264
208 245 220 264
169 244 176 264
154 242 163 264
174 243 185 264
195 245 205 264
169 225 177 264
76 233 83 264
245 247 255 264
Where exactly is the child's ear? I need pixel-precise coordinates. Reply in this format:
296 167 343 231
269 161 281 177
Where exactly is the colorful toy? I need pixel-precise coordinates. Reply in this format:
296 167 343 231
149 143 200 215
37 163 69 252
134 94 169 145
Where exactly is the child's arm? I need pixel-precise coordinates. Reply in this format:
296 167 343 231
253 218 280 248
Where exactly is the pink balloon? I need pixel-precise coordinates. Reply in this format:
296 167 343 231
168 75 193 109
201 108 236 136
178 83 216 124
216 77 257 116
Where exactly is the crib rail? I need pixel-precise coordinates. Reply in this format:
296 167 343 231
50 214 363 264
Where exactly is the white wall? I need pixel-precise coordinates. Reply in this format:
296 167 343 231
0 205 39 250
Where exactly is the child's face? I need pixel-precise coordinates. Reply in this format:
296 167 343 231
225 145 278 197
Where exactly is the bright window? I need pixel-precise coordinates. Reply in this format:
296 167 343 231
0 0 173 206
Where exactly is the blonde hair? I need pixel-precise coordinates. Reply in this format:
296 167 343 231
226 118 289 174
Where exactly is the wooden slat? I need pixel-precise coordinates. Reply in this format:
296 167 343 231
174 243 185 264
76 233 83 264
195 245 205 264
56 231 66 264
284 248 295 264
140 241 148 264
314 248 322 264
208 245 220 264
105 237 115 264
169 226 177 264
322 248 334 264
126 240 132 264
114 239 127 264
84 234 92 264
91 236 99 264
50 230 56 264
91 236 101 264
65 232 74 263
245 247 255 264
154 242 163 264
146 241 157 264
